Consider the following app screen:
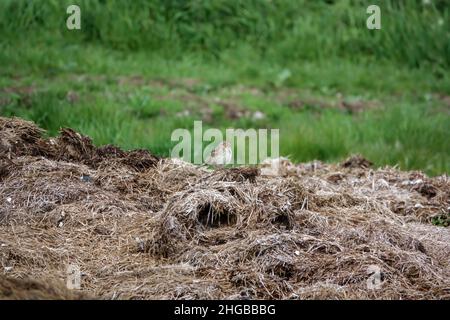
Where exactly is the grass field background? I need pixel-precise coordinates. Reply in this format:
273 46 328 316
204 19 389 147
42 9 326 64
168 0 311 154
0 0 449 175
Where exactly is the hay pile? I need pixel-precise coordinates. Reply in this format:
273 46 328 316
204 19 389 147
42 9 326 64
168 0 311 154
0 276 89 300
0 117 449 299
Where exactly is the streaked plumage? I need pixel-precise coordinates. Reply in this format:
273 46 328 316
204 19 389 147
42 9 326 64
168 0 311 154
206 141 232 166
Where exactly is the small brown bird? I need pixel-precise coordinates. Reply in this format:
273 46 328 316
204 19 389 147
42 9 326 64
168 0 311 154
205 141 232 167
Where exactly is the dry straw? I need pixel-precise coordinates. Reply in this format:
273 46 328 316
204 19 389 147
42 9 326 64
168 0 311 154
0 117 449 299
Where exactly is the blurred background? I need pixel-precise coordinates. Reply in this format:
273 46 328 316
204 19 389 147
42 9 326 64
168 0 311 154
0 0 448 175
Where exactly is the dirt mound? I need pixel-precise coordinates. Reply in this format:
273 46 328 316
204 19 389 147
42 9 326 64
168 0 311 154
0 117 449 300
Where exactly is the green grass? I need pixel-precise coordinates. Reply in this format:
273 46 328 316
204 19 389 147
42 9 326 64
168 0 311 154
0 0 449 175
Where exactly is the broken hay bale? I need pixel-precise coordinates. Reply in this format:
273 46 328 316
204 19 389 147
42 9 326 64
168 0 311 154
56 128 96 162
164 186 239 229
92 146 160 172
0 156 17 181
0 157 97 223
1 116 449 300
43 197 141 229
0 117 43 145
148 186 240 257
0 276 90 300
160 158 208 181
95 145 158 167
169 205 450 299
95 144 127 159
412 182 438 199
146 178 310 260
119 149 159 172
0 116 54 158
310 190 362 210
260 157 299 177
0 118 160 172
228 268 292 299
340 154 373 169
252 179 306 229
151 171 449 299
214 166 260 183
326 172 345 183
0 117 174 174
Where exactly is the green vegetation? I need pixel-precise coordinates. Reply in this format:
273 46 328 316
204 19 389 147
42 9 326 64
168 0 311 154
432 213 450 227
0 0 449 175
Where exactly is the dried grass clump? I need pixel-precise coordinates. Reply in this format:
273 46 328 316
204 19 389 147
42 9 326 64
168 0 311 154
0 117 449 300
0 276 89 300
213 166 260 183
340 154 373 169
0 117 52 157
0 157 98 224
0 116 159 171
